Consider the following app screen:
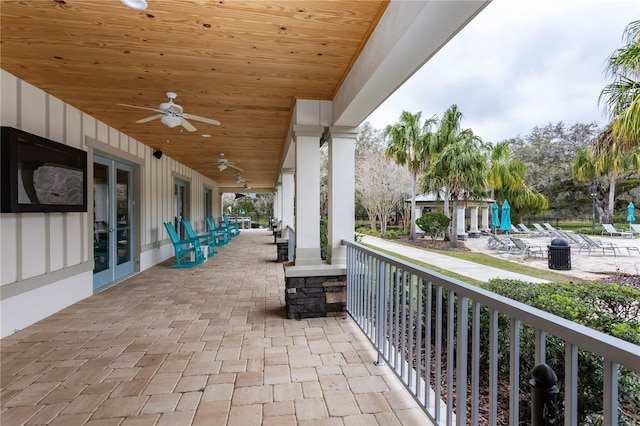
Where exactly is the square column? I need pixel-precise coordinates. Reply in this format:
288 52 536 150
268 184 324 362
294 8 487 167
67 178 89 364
481 205 490 231
326 126 357 265
274 182 282 224
294 125 324 266
469 206 479 233
281 170 294 231
456 205 467 237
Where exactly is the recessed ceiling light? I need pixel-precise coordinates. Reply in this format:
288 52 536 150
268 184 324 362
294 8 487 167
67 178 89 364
201 134 211 138
121 0 147 10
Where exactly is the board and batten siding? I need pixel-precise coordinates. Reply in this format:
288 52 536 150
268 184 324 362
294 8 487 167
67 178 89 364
0 69 220 337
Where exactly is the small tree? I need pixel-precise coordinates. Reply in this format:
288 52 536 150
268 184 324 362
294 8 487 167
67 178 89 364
356 151 411 236
416 212 450 240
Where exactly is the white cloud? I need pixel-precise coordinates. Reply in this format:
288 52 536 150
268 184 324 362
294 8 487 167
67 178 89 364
365 0 640 142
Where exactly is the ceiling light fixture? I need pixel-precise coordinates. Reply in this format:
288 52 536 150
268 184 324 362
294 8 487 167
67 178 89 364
160 115 181 128
121 0 148 10
218 163 227 171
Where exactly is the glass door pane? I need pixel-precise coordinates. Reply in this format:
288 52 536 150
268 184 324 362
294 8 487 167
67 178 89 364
93 162 110 274
116 167 131 266
174 179 189 239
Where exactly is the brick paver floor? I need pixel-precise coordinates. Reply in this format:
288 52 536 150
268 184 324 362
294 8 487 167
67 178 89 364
1 229 433 425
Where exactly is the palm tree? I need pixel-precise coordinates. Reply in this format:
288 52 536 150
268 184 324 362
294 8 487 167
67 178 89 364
424 104 484 241
500 185 548 224
488 141 526 199
422 131 488 247
599 19 640 151
572 142 640 224
488 141 547 224
384 111 438 239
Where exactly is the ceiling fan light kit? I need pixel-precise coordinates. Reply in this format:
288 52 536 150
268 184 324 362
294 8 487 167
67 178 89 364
160 115 181 128
216 153 244 172
121 0 148 10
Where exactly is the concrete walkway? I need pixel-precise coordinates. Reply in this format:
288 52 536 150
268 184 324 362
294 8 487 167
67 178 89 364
360 235 550 284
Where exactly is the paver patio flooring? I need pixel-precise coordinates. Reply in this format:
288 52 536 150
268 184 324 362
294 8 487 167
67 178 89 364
1 230 433 426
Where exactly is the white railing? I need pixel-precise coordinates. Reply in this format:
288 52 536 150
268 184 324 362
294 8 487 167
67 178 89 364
344 241 640 425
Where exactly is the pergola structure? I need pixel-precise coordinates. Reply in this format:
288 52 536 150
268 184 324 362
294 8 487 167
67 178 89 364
408 193 496 238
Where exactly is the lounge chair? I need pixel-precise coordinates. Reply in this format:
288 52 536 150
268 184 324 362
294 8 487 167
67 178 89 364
601 223 634 238
182 220 217 258
508 237 547 259
532 223 551 236
631 224 640 235
487 233 514 251
164 222 204 268
518 223 540 237
555 230 588 250
542 223 563 236
510 225 525 235
578 234 639 256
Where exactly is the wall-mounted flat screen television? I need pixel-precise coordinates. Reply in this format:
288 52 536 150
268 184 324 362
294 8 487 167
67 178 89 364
1 126 88 213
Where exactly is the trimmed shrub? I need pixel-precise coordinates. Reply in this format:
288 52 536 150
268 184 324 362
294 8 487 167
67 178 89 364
481 279 640 424
356 227 380 237
384 230 399 239
416 212 451 240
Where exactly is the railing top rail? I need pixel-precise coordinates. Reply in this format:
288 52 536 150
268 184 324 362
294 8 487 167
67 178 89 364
344 240 640 373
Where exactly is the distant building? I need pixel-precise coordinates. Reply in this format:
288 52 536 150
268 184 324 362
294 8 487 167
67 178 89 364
405 192 496 237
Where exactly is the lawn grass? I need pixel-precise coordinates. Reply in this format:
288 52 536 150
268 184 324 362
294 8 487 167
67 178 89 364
364 242 586 285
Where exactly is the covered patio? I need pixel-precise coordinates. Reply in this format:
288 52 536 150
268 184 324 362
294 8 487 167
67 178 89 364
1 230 432 425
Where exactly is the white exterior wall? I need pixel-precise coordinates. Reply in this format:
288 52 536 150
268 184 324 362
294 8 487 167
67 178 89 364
0 69 220 337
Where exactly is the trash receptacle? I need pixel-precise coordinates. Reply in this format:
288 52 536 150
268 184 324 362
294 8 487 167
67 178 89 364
547 237 571 270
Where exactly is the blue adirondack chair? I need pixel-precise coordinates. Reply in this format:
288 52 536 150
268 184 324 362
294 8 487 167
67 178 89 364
182 220 217 257
222 214 241 236
206 216 230 246
164 222 204 268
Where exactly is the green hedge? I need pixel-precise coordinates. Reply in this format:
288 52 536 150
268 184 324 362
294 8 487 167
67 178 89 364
481 279 640 424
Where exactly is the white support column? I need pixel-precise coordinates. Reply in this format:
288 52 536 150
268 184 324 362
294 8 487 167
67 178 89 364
456 205 467 236
326 126 357 265
217 192 224 217
294 125 324 266
281 170 294 231
274 182 282 224
469 206 479 233
481 205 490 231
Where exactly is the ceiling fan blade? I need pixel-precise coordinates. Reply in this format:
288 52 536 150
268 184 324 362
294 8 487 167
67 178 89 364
180 117 197 132
182 113 220 126
118 103 164 113
228 163 244 172
135 114 163 123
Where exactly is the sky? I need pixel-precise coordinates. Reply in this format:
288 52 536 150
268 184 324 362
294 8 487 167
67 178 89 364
365 0 640 143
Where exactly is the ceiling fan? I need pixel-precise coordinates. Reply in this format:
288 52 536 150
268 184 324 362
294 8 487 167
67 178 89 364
217 153 243 172
118 92 220 132
235 173 251 183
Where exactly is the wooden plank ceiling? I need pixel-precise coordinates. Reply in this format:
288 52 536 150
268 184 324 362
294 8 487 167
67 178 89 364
1 0 387 191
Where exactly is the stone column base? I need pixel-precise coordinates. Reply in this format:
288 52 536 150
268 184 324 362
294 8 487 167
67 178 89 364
285 275 346 319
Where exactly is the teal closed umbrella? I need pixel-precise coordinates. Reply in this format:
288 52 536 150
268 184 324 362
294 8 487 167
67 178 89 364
627 202 636 228
500 200 512 232
491 202 500 233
